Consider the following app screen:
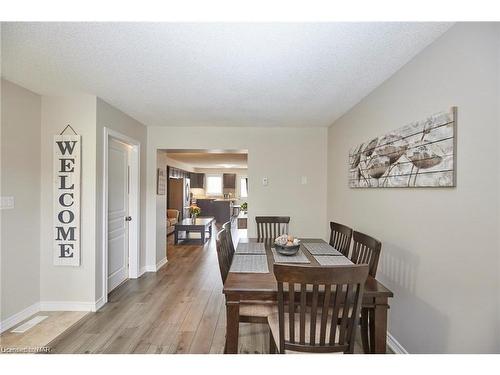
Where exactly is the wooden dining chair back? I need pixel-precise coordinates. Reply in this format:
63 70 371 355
215 228 233 284
329 222 353 257
255 216 290 242
351 231 382 278
271 264 369 354
222 221 235 257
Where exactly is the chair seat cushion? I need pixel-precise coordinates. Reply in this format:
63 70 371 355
167 218 178 226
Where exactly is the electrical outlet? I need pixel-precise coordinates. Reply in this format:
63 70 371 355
262 177 269 186
0 196 14 209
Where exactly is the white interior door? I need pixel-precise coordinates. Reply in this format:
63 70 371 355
107 138 130 293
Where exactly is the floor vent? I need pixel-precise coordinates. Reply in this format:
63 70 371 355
11 315 48 333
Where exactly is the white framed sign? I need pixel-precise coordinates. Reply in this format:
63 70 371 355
53 133 81 266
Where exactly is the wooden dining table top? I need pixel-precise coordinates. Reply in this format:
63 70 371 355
223 238 394 299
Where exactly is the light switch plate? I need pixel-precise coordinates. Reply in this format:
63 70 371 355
0 196 15 209
301 176 308 185
262 177 269 186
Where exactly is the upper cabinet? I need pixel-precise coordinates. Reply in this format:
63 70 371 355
223 173 236 189
168 166 190 179
190 173 205 188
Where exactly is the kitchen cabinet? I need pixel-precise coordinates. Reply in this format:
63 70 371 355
190 173 205 189
223 173 236 189
168 166 191 180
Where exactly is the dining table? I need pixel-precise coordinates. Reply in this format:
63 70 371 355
222 238 394 354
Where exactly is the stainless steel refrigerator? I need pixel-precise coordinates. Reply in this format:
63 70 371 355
168 177 190 220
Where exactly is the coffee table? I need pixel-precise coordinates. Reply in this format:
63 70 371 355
174 217 216 244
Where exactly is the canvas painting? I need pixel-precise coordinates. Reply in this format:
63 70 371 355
349 108 456 188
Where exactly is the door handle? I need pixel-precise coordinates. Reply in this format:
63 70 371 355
125 216 132 222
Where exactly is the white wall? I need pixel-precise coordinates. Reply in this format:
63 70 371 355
1 79 41 321
327 23 500 353
155 150 168 266
95 98 148 300
147 127 328 264
40 94 97 305
164 156 195 173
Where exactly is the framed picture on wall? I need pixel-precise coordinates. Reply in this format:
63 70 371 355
348 107 457 188
157 168 166 195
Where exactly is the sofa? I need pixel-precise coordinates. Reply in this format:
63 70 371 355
167 209 180 236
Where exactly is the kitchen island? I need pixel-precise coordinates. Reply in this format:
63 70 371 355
195 199 234 224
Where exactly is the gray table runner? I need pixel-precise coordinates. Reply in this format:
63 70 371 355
229 255 269 273
302 242 343 256
271 248 311 264
235 242 266 254
314 255 353 266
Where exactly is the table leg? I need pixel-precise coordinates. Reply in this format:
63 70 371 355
209 224 212 238
174 229 178 244
360 308 370 353
372 297 388 354
225 299 240 354
201 229 205 244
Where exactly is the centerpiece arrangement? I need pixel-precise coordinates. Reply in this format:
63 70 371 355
274 234 300 255
188 205 201 221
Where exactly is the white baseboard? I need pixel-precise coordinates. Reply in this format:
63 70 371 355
94 296 106 311
0 297 109 332
142 265 156 272
156 257 168 271
40 301 97 312
0 302 41 333
141 258 168 273
387 331 408 354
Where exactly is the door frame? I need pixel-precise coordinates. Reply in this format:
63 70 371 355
102 127 141 306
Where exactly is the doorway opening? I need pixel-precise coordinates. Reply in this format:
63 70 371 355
102 128 141 305
158 149 248 257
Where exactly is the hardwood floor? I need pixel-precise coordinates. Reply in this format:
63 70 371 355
51 225 372 354
0 311 87 351
51 226 268 354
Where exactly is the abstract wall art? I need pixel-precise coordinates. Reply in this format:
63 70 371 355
349 107 457 188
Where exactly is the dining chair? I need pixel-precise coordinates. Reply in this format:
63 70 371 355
329 222 353 257
351 231 381 278
268 263 369 354
255 216 290 242
222 221 235 258
215 227 277 351
215 228 233 284
350 230 382 354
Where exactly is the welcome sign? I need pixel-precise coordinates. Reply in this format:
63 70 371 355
53 134 81 266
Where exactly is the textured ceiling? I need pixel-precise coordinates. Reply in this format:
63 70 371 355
1 22 452 127
167 152 248 169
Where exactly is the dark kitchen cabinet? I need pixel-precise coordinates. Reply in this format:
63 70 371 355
168 166 190 180
223 173 236 189
190 173 205 189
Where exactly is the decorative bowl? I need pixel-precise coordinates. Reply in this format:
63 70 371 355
274 244 300 256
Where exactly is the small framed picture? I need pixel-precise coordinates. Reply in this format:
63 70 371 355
157 168 166 195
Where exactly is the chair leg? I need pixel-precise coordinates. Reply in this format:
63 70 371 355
360 308 370 354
